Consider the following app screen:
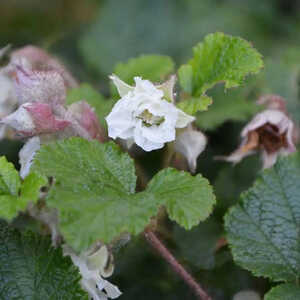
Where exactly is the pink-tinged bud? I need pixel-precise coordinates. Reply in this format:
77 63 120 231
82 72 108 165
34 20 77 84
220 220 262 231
14 65 66 106
67 101 105 142
217 108 296 169
25 103 70 134
11 46 78 88
2 103 70 137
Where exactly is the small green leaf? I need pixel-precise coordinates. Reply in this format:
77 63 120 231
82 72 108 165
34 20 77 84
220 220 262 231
177 95 212 115
0 157 46 220
111 54 175 97
0 220 87 299
178 64 193 94
225 153 300 282
66 83 114 127
21 172 47 201
147 168 216 229
33 138 215 251
265 284 300 300
0 156 20 196
187 32 263 96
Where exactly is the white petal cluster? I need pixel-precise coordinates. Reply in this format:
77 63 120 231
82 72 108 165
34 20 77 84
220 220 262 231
63 245 121 300
106 75 194 151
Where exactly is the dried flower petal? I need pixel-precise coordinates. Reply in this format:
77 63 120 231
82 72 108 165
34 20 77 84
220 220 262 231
218 108 296 168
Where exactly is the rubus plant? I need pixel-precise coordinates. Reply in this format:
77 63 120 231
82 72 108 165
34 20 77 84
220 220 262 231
0 32 298 299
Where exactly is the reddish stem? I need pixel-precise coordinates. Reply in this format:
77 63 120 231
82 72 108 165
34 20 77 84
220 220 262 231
144 229 211 300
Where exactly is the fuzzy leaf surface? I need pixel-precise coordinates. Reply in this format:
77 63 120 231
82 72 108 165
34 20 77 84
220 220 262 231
33 139 215 251
0 220 87 299
147 168 216 229
225 153 300 282
182 32 263 96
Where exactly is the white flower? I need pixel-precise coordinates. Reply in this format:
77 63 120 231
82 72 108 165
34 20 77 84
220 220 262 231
218 109 296 169
19 136 40 178
106 75 194 151
174 126 207 173
63 245 121 300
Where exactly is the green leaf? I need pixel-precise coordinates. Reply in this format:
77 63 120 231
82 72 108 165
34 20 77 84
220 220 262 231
0 156 20 196
0 157 46 220
177 95 212 115
111 54 175 97
146 168 216 229
21 172 47 200
66 83 115 127
0 157 47 220
225 153 300 282
0 220 87 299
196 84 261 130
178 64 193 94
185 32 263 96
265 283 300 300
32 138 157 251
33 138 215 251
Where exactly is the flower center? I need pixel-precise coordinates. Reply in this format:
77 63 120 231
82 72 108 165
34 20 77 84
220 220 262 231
137 109 165 127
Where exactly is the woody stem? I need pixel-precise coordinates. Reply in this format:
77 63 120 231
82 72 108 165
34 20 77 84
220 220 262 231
144 229 211 300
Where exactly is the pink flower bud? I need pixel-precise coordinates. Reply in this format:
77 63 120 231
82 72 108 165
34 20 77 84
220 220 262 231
14 66 66 106
2 103 70 137
67 101 105 142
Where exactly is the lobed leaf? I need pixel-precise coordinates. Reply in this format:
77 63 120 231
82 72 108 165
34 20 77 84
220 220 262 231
33 138 215 251
147 168 215 229
185 32 263 96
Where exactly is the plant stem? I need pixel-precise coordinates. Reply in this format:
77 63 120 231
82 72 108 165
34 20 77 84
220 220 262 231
144 229 211 300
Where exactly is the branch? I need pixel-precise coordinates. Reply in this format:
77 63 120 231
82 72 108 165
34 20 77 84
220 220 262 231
144 229 211 300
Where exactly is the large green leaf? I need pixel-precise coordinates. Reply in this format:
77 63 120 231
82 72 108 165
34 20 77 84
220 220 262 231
33 138 215 251
147 168 215 229
181 32 263 96
0 157 47 220
225 153 300 282
265 283 300 300
0 220 87 299
66 83 115 128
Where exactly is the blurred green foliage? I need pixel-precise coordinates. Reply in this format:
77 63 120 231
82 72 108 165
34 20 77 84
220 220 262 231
1 0 300 298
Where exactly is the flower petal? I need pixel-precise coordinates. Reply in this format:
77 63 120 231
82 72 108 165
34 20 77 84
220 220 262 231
109 74 133 97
